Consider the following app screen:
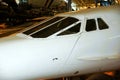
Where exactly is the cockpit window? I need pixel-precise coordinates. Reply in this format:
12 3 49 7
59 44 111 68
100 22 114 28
86 19 97 32
23 17 63 35
58 23 81 36
97 18 109 30
30 17 79 38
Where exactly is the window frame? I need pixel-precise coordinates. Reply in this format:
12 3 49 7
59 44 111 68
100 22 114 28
30 17 80 38
84 17 109 33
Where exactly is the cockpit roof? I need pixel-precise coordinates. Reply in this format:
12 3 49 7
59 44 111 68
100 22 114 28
57 5 120 19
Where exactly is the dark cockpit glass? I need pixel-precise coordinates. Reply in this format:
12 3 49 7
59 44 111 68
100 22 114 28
23 17 79 38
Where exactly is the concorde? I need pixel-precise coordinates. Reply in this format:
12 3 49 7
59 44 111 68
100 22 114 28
0 5 120 80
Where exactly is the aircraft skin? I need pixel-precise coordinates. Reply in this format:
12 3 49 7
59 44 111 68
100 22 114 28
0 5 120 80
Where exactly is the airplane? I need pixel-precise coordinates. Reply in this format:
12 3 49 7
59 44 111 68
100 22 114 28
0 5 120 80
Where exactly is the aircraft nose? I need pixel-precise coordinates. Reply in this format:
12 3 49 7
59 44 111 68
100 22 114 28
0 46 50 79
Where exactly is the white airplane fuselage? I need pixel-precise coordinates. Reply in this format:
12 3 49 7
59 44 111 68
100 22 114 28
0 5 120 80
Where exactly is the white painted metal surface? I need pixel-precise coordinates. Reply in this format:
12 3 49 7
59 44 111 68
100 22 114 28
0 5 120 80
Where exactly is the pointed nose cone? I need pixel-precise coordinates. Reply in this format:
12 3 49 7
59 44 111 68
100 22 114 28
0 35 56 79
